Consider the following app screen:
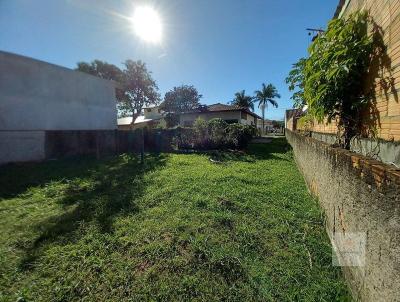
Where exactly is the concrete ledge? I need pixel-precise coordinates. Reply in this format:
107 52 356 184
286 129 400 302
310 131 400 167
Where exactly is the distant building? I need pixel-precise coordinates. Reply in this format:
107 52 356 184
256 119 273 133
118 103 261 129
285 109 303 131
117 104 166 130
178 103 261 127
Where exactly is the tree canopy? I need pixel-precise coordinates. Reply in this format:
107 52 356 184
285 11 378 148
254 83 280 135
231 90 254 111
254 83 280 110
76 60 123 81
76 59 160 118
161 85 202 113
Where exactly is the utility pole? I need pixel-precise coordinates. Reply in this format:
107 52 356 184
306 28 325 41
140 128 145 164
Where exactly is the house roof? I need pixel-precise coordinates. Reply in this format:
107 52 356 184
206 103 242 111
117 116 133 125
142 104 160 109
182 103 263 120
257 119 273 124
117 115 162 125
333 0 347 18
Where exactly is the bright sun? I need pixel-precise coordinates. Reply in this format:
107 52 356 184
132 6 162 44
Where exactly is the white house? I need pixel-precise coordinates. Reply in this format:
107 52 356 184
178 103 261 127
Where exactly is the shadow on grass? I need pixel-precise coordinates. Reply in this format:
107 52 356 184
16 153 167 271
209 137 291 163
0 156 98 199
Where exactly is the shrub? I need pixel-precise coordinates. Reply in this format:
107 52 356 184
226 124 255 149
297 114 314 132
193 118 209 148
171 126 195 149
165 113 180 128
208 118 228 148
286 11 387 148
171 119 256 150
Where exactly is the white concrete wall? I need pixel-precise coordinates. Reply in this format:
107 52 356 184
0 51 118 164
0 51 117 131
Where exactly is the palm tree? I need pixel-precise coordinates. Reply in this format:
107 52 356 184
231 90 254 111
254 83 280 135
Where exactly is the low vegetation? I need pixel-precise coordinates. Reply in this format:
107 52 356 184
0 139 349 301
173 118 257 150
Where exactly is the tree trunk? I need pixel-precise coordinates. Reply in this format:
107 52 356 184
261 104 265 136
339 113 356 150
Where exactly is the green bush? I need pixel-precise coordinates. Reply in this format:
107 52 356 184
172 119 256 150
226 123 256 148
193 118 209 148
165 113 180 128
171 126 195 149
208 118 228 148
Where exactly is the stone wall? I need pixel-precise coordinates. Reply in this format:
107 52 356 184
286 129 400 302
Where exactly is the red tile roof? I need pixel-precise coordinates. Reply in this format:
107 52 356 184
192 103 262 119
206 103 243 111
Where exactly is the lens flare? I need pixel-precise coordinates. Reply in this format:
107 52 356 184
132 6 162 43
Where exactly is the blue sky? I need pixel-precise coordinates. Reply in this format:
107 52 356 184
0 0 338 120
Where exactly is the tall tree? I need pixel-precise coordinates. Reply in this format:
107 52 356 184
162 85 202 113
76 60 123 81
76 59 160 119
161 85 202 127
231 90 254 111
118 60 160 118
254 83 280 135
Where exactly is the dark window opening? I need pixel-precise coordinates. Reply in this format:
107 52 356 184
224 119 239 124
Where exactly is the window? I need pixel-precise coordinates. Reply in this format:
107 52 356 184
146 108 151 112
241 112 247 120
224 119 238 124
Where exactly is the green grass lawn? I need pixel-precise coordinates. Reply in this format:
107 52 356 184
0 138 350 301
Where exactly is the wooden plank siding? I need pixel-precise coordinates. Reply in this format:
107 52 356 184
308 0 400 141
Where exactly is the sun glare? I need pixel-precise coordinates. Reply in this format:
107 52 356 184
132 6 162 44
